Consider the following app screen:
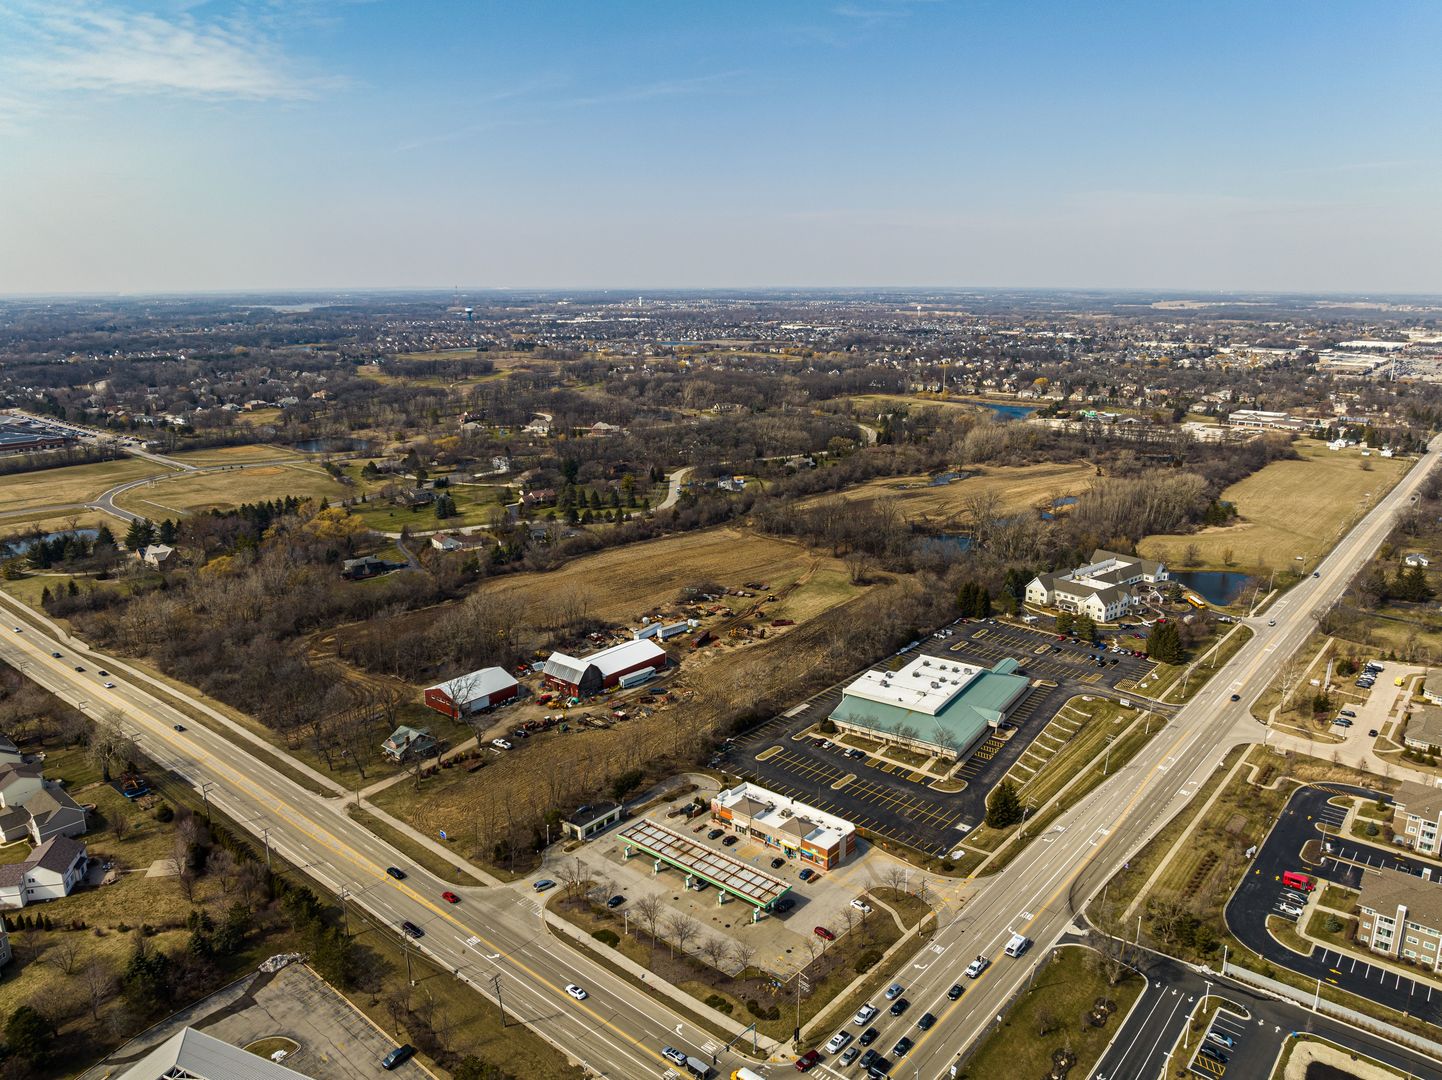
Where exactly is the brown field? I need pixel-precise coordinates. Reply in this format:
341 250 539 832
478 526 861 627
1141 440 1412 573
171 444 305 466
799 461 1094 523
0 458 164 516
114 463 352 516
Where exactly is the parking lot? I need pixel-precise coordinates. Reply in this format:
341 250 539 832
720 618 1155 858
1226 783 1442 1026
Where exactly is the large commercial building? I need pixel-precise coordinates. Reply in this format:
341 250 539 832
423 666 519 719
1025 549 1169 622
711 781 857 870
541 638 667 697
829 655 1031 762
1357 868 1442 971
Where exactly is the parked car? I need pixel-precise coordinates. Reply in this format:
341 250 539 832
491 738 513 750
1369 729 1380 737
606 894 626 908
533 878 556 891
814 926 836 941
771 857 786 869
1340 708 1357 718
772 896 795 913
708 828 724 839
722 835 738 846
381 1044 416 1070
1207 1030 1235 1049
799 868 815 882
385 866 406 880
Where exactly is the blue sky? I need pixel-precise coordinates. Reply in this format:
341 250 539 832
1 1 1438 294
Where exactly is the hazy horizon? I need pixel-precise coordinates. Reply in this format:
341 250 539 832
2 1 1439 296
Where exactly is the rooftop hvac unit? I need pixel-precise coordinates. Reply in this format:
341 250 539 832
930 681 940 689
921 659 930 666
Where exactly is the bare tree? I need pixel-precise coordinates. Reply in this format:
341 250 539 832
81 957 117 1020
633 894 664 955
699 936 731 974
665 913 700 959
236 860 268 907
206 848 239 896
47 934 82 975
728 938 756 975
108 806 132 843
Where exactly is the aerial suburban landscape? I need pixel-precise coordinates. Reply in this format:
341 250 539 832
2 3 1441 1080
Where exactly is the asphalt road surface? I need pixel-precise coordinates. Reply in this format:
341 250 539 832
2 435 1437 1079
1227 783 1442 1025
1087 944 1442 1080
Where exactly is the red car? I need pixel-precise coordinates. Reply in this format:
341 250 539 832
796 1049 822 1071
441 891 460 904
814 926 836 941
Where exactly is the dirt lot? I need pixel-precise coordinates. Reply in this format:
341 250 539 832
114 463 352 517
1141 440 1411 573
0 458 162 517
798 462 1094 523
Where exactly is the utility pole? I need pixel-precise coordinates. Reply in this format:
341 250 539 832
403 933 414 986
200 781 215 821
493 974 507 1026
261 829 273 872
339 885 352 938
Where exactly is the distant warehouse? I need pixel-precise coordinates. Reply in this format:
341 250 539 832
423 666 519 719
830 655 1031 762
542 638 668 697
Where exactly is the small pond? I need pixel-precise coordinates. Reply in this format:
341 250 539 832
292 437 374 454
1170 570 1251 606
1 528 100 557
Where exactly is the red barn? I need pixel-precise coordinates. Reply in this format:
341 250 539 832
541 639 667 697
423 667 519 719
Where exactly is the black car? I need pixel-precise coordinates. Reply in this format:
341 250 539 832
772 896 795 913
858 1027 879 1047
946 984 965 1001
385 866 406 880
51 651 61 658
173 724 185 732
1198 1046 1228 1065
888 997 909 1017
771 857 786 869
606 894 626 909
722 835 738 846
858 1050 878 1069
916 1012 935 1031
1230 693 1241 701
707 828 724 839
401 920 423 938
891 1037 913 1058
381 1044 416 1070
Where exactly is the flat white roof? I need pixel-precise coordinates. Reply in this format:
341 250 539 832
841 655 983 717
427 666 517 705
714 781 855 851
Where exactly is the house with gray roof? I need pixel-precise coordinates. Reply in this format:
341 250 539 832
1025 548 1169 623
24 786 88 844
1423 670 1442 706
1392 780 1442 856
1403 706 1442 754
0 835 88 909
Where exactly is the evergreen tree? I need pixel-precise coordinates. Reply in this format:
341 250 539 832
434 493 458 520
4 1005 55 1067
158 519 177 545
124 517 155 551
986 779 1024 828
1147 621 1183 663
1074 614 1096 643
1056 611 1074 635
95 523 116 548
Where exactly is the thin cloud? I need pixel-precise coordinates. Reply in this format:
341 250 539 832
0 1 344 107
560 70 749 109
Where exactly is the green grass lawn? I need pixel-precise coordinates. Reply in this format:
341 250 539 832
956 946 1143 1080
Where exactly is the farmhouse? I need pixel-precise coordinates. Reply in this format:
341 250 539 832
1404 707 1442 754
1392 781 1442 856
541 638 668 697
0 835 89 909
423 667 519 719
380 725 438 763
829 655 1031 762
1025 549 1169 622
1357 867 1442 970
712 781 857 870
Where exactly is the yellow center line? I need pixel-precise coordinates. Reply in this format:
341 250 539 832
22 644 668 1069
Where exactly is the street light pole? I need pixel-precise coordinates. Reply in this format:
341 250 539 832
260 828 273 872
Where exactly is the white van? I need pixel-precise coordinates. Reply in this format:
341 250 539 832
1004 933 1031 957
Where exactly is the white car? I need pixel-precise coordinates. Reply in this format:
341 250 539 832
852 1003 878 1026
491 738 513 751
11 627 20 633
1278 904 1303 918
851 898 873 914
825 1031 852 1054
964 956 989 979
565 983 588 1000
103 681 116 689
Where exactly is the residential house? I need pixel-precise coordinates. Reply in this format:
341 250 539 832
430 532 488 554
137 544 175 569
380 725 438 763
1356 867 1442 971
1404 707 1442 755
341 555 391 580
1405 553 1431 568
0 836 89 909
1392 781 1442 856
1424 671 1442 707
0 734 23 766
24 787 88 844
0 763 44 808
